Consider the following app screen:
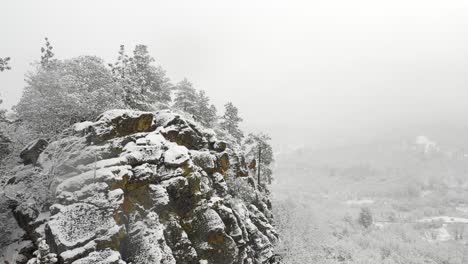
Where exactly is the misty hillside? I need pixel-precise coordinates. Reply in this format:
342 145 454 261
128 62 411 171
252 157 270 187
272 136 468 263
276 136 468 196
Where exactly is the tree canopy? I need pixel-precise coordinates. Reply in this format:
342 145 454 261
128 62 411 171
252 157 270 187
110 45 172 110
220 102 244 143
245 133 274 185
15 56 124 137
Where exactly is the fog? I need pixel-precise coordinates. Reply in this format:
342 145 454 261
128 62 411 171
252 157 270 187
2 0 468 149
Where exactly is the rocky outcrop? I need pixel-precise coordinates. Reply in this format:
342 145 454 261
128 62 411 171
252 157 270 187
0 109 279 264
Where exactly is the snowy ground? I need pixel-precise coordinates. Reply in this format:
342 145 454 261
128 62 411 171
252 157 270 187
344 199 375 206
418 216 468 224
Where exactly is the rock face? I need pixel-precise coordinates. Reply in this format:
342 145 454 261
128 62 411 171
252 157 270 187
0 110 279 264
20 139 48 166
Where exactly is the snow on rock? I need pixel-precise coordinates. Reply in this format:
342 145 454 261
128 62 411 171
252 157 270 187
0 110 279 264
123 212 175 264
46 203 120 253
60 240 97 264
87 109 154 143
72 121 94 133
71 249 125 264
190 150 216 172
163 143 190 166
135 131 165 146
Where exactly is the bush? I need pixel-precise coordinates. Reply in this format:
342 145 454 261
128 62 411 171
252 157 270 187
226 176 257 204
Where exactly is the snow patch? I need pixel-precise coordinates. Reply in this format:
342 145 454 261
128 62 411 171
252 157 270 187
164 144 189 166
345 199 375 205
418 216 468 224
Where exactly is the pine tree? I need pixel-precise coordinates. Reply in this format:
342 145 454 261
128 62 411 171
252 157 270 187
220 102 243 143
0 57 11 71
109 44 172 110
0 95 10 163
0 96 5 122
194 90 217 127
129 45 172 107
245 133 274 185
40 37 55 68
173 78 197 114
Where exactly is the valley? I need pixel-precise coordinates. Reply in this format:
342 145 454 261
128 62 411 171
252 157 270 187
272 136 468 263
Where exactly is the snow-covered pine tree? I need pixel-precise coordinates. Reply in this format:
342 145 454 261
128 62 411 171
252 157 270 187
40 37 55 69
194 90 217 127
109 45 133 107
0 95 10 163
0 57 11 72
173 78 197 115
0 96 6 121
220 102 244 143
245 133 274 185
128 45 172 109
110 45 172 110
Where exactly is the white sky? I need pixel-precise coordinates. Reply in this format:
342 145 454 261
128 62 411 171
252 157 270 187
1 0 468 149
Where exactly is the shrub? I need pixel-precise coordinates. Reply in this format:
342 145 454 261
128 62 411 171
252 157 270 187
226 176 257 204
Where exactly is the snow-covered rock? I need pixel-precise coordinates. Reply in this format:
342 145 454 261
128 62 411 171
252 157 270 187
20 139 48 166
0 109 279 264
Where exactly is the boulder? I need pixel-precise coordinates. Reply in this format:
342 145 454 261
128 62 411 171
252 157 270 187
212 141 227 152
217 152 230 172
20 139 48 165
160 115 206 150
46 203 121 254
87 110 154 143
190 150 216 172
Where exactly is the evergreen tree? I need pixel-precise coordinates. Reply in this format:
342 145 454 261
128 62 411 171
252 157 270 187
0 97 5 122
40 37 55 68
194 90 217 127
220 102 243 143
245 133 274 185
173 78 197 114
109 45 132 105
0 57 11 71
0 95 10 163
110 44 172 110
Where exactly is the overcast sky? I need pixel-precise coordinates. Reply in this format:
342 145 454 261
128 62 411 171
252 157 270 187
1 0 468 149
